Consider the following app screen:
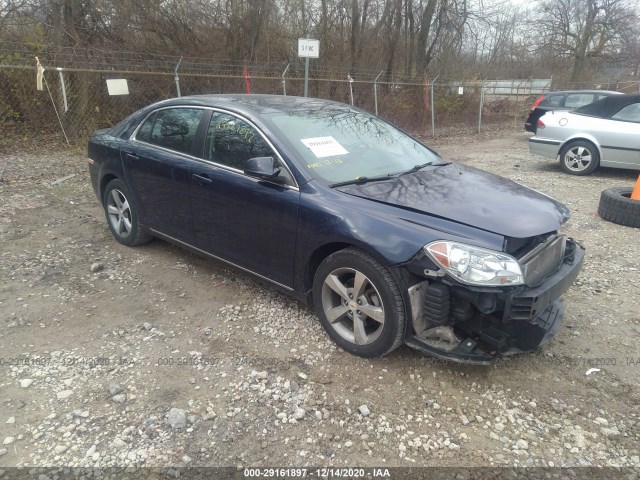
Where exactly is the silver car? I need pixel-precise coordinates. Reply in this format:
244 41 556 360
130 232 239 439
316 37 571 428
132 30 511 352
529 93 640 175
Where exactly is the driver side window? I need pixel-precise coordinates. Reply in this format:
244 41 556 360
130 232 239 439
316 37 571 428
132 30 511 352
204 113 273 169
203 112 295 185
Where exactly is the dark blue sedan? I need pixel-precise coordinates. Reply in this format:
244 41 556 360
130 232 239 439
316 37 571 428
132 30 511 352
88 95 584 364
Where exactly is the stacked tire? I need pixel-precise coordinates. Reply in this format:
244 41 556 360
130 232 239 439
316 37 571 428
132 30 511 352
598 187 640 228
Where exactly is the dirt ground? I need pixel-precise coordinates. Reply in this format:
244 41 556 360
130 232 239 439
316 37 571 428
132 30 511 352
0 128 639 471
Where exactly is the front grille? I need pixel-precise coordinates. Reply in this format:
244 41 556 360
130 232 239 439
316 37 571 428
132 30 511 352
504 233 553 256
520 236 566 287
508 297 536 320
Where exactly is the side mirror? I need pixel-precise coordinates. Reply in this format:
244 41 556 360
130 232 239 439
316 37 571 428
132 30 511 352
244 156 281 180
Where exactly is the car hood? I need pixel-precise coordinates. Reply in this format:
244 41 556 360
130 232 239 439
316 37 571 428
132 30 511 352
336 163 570 238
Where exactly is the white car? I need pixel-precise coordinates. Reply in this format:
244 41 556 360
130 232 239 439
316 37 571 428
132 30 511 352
529 93 640 175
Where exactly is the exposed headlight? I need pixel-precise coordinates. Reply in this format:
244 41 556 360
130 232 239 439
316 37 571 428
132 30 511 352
424 241 523 286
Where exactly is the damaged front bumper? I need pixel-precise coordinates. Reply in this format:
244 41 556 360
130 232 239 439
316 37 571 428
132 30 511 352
404 239 585 365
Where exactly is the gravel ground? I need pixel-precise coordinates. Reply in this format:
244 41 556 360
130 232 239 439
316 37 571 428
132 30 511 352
0 128 639 471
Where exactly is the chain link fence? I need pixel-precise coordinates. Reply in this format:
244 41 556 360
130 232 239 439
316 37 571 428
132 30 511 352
2 61 638 150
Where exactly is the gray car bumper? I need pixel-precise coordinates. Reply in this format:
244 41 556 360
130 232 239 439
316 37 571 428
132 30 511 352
529 138 562 159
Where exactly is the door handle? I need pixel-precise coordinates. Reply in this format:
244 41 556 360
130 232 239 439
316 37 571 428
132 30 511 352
192 173 213 186
124 152 139 161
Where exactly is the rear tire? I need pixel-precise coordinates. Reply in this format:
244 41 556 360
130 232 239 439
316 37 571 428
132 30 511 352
312 248 406 358
103 179 152 246
598 187 640 228
559 140 599 176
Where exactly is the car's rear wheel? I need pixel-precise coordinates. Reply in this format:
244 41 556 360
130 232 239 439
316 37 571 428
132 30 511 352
312 248 406 358
559 140 599 175
103 179 152 246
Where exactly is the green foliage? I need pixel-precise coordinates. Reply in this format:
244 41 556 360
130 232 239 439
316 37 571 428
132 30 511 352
434 92 467 114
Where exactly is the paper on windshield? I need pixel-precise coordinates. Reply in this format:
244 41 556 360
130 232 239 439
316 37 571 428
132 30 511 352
300 136 349 158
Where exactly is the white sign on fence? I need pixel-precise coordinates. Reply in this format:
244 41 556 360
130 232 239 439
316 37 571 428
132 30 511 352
298 38 320 58
458 86 464 95
106 79 129 96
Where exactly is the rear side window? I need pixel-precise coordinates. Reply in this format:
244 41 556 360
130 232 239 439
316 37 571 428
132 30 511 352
137 108 204 155
544 94 564 107
596 93 614 101
565 93 595 108
611 103 640 123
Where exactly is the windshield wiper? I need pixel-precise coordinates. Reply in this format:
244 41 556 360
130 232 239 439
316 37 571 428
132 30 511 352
329 175 395 188
329 161 453 188
396 161 452 176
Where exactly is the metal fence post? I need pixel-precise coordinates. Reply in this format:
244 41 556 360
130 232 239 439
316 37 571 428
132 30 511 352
303 34 311 97
431 76 438 139
513 81 520 125
39 64 70 145
281 63 290 95
174 56 183 97
57 67 68 113
373 70 383 116
478 81 485 134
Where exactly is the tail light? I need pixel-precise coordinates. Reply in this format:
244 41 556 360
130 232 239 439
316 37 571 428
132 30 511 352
530 96 544 113
536 119 545 129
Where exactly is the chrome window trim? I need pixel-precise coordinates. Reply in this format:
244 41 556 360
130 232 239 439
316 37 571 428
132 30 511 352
129 105 300 191
148 228 294 291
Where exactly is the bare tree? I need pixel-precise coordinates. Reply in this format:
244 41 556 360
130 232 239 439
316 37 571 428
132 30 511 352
537 0 636 82
0 0 637 83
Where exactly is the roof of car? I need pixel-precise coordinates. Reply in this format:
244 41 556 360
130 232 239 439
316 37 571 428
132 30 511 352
574 93 640 118
543 90 621 96
108 94 360 140
159 94 353 115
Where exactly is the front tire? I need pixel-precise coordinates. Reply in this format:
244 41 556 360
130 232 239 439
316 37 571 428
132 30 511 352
312 248 406 358
103 178 152 246
559 140 599 175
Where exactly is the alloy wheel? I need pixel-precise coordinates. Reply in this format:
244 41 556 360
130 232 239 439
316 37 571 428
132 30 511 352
320 267 386 345
106 189 133 239
564 146 592 172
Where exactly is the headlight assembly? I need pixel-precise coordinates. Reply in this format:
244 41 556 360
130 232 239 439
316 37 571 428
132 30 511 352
424 241 523 286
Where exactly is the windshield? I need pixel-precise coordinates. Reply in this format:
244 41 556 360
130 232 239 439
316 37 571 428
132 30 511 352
267 108 442 183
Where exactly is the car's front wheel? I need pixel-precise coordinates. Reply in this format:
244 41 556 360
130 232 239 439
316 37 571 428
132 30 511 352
103 178 152 246
559 140 599 175
313 248 406 358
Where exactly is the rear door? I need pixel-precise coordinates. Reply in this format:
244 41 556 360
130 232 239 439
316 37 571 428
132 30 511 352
124 107 206 244
189 111 300 287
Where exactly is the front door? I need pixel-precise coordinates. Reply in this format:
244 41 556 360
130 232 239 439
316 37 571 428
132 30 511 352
190 111 299 288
